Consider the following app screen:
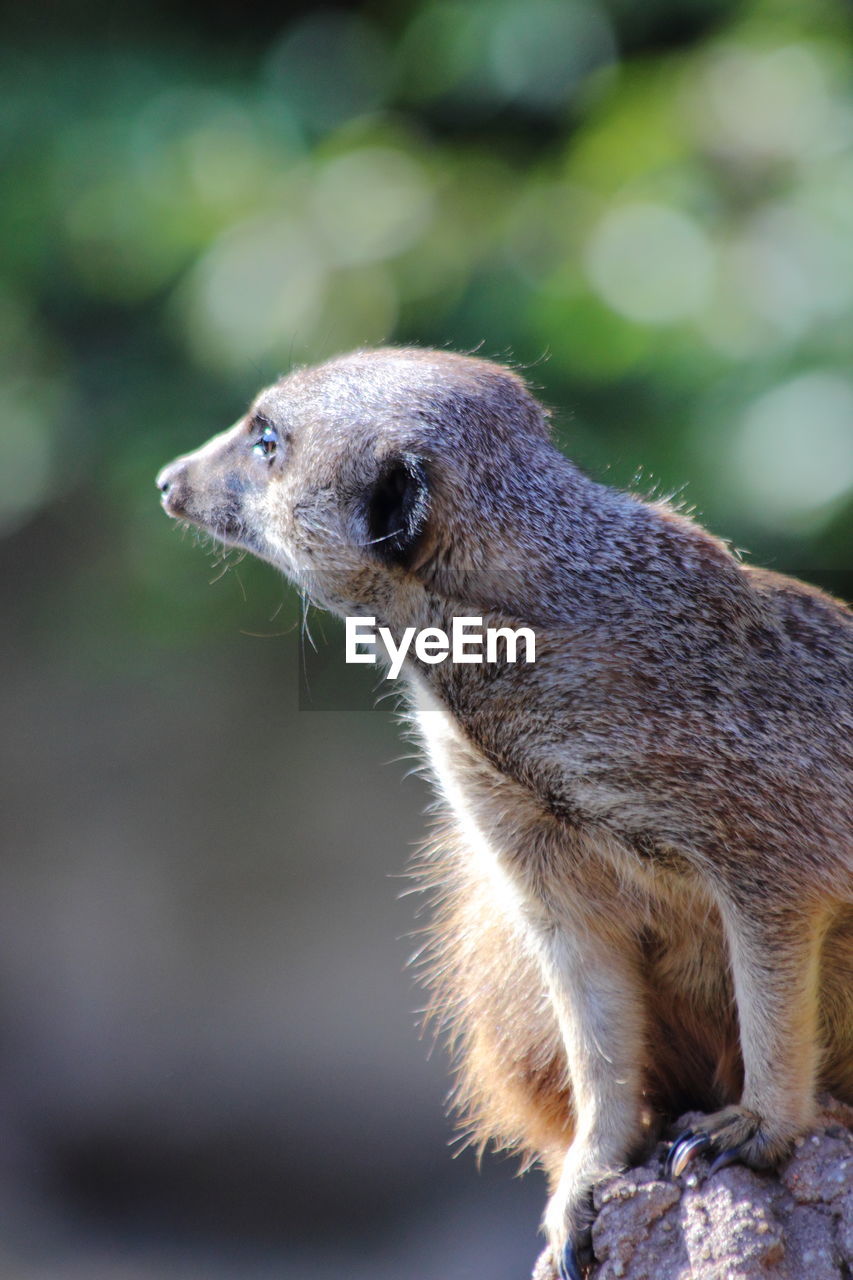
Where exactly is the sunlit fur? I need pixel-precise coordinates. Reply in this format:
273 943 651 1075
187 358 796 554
158 348 853 1276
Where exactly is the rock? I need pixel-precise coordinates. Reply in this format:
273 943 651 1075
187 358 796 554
536 1098 853 1279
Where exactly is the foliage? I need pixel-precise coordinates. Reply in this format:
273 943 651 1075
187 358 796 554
2 0 851 665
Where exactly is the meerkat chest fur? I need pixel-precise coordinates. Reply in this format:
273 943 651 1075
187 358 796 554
409 674 715 948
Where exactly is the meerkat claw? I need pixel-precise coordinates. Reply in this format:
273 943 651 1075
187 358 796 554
708 1146 742 1176
666 1130 712 1178
558 1240 584 1280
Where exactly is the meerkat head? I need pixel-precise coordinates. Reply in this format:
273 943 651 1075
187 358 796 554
157 347 555 619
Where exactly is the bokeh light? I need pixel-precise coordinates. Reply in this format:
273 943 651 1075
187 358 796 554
312 147 435 266
584 202 715 324
731 372 853 532
180 213 328 370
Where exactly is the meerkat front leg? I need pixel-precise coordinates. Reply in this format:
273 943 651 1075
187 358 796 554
530 918 647 1279
667 899 826 1178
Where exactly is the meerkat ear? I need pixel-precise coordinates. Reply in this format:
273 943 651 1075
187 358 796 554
364 453 430 568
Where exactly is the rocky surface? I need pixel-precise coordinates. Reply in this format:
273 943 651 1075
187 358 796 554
539 1098 853 1279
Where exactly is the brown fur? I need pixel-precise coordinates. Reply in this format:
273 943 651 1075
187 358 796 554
157 348 853 1275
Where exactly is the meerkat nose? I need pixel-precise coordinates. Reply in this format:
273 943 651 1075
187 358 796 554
156 460 183 494
156 459 190 514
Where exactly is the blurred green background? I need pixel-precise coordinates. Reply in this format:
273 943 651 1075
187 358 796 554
0 0 851 1275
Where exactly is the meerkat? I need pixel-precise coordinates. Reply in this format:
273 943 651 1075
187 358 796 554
157 348 853 1280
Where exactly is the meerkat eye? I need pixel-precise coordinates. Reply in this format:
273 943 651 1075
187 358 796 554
252 420 278 459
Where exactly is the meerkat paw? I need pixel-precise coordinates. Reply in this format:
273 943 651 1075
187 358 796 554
665 1105 800 1179
535 1164 603 1279
531 1239 586 1280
